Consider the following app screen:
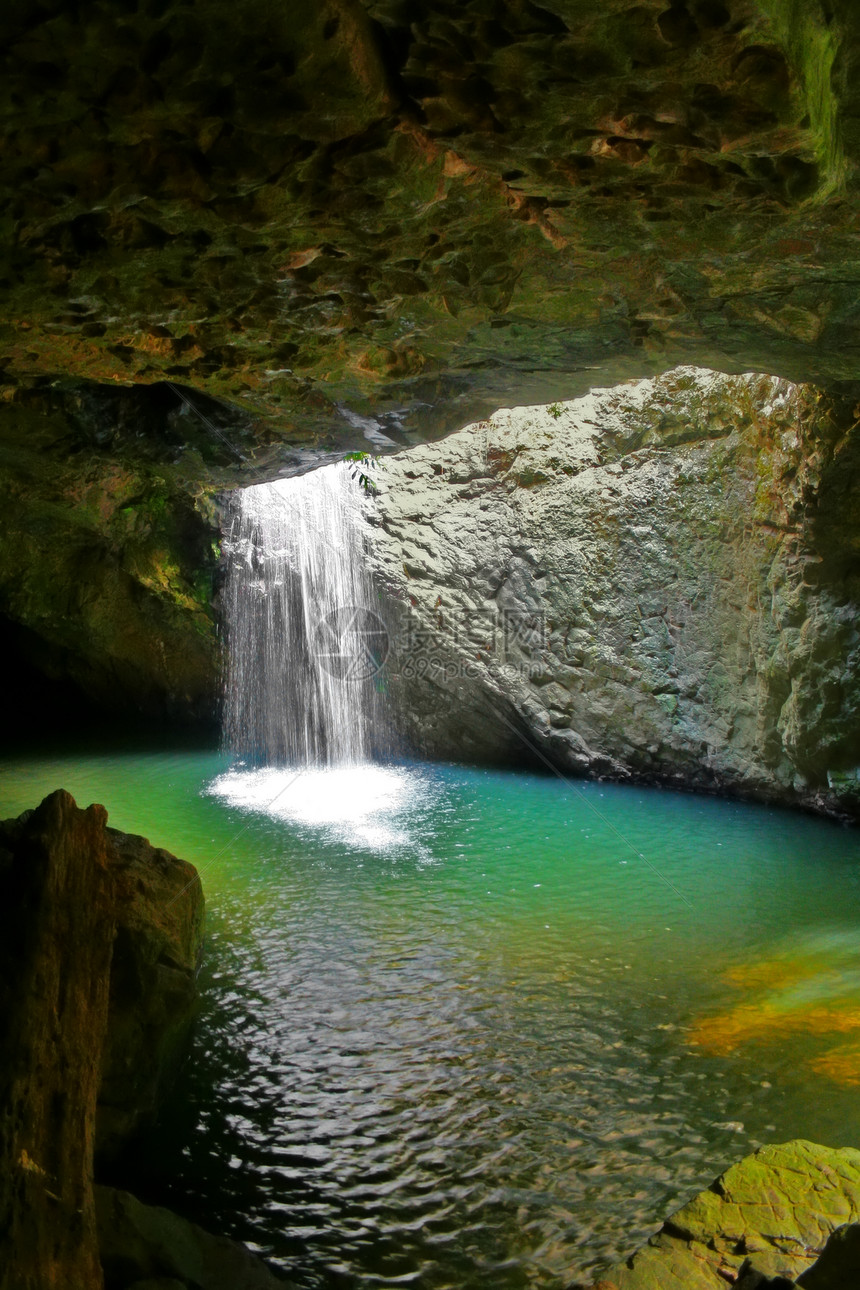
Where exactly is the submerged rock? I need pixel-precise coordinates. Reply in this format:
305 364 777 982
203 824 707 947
368 368 860 816
579 1140 860 1289
96 1187 293 1290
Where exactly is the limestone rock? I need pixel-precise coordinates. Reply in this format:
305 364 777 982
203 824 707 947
578 1140 860 1290
367 367 860 815
95 1187 294 1290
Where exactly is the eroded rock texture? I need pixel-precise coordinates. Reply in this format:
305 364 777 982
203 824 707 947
98 821 205 1161
2 0 860 438
368 368 860 814
577 1139 860 1289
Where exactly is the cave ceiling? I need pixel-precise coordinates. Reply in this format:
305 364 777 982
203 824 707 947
2 0 860 471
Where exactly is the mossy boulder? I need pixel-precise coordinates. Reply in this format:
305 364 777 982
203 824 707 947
580 1140 860 1289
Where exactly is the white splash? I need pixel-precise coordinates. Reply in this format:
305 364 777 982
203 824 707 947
208 764 431 853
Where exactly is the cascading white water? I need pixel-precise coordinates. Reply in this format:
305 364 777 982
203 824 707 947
222 463 388 767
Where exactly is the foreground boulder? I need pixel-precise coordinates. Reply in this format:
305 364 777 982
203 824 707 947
98 822 205 1160
0 790 289 1290
0 789 205 1162
96 1187 292 1290
579 1140 860 1289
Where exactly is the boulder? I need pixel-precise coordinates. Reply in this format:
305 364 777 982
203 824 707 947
367 369 860 816
95 1187 294 1290
0 792 204 1162
0 790 292 1290
98 824 205 1159
579 1140 860 1289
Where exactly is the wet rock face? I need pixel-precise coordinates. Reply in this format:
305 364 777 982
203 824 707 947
1 1 860 447
367 367 860 814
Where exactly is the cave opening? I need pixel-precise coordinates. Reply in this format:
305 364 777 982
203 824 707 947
4 365 860 1288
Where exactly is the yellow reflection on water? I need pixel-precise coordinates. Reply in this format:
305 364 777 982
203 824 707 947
811 1045 860 1087
687 933 860 1086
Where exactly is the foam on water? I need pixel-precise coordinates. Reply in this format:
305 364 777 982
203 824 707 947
209 763 433 853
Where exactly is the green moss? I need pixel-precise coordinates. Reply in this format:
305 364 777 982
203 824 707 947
757 0 846 193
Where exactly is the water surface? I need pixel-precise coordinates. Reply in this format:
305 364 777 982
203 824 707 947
2 747 860 1288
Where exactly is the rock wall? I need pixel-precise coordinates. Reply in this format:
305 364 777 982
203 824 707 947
4 0 860 731
367 367 860 815
0 382 224 729
0 790 115 1290
98 822 205 1161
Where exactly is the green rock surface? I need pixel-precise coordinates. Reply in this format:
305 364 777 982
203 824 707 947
798 1221 860 1287
577 1140 860 1289
0 381 224 724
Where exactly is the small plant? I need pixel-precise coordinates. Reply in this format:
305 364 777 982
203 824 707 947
547 403 563 420
342 451 382 493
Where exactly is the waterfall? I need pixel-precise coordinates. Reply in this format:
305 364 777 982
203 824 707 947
222 463 388 767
